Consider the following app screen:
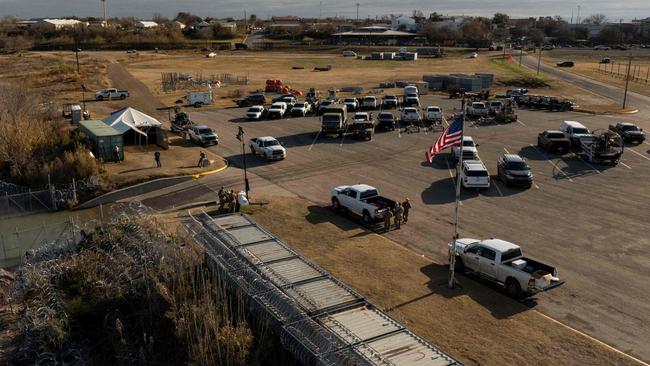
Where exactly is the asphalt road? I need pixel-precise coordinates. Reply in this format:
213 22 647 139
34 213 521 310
521 55 650 116
152 96 650 362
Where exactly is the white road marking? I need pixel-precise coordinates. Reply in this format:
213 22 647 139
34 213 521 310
516 119 527 127
503 147 510 154
627 148 650 161
533 182 541 190
643 141 650 147
620 161 632 169
308 130 321 151
529 144 574 182
492 180 504 197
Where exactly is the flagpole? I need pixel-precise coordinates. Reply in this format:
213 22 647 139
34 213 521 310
448 97 466 289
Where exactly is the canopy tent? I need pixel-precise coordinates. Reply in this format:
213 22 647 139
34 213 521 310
103 107 162 144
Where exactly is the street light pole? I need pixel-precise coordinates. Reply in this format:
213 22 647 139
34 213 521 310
236 126 250 201
537 47 542 75
623 56 632 109
74 48 80 73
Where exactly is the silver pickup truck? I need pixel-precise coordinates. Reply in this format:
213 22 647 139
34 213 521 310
450 238 563 297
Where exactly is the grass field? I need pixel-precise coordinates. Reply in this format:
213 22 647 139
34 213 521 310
123 50 627 113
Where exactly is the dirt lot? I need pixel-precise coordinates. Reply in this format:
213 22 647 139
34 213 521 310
219 194 637 366
103 135 226 188
542 48 650 99
123 50 624 112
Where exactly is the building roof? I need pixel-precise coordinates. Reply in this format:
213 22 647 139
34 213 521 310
80 120 121 137
41 19 82 26
103 107 162 136
332 29 415 37
137 21 158 27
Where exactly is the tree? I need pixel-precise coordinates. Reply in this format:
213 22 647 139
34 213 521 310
492 13 510 27
582 14 607 25
429 12 443 22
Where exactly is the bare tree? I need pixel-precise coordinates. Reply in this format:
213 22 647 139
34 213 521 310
582 14 607 25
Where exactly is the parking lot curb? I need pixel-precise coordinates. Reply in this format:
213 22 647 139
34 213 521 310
192 158 229 179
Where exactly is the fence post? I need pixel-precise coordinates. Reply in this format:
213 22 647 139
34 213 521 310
646 68 649 85
29 188 32 211
72 178 77 203
1 233 6 261
49 174 57 211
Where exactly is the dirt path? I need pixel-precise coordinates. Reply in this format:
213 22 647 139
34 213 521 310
107 62 166 119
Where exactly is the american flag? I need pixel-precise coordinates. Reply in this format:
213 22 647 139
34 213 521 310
425 115 464 163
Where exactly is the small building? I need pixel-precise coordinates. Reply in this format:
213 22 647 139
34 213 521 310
174 21 186 29
213 21 237 34
136 20 159 29
331 28 417 45
36 18 84 31
79 120 124 162
15 20 38 29
103 107 162 145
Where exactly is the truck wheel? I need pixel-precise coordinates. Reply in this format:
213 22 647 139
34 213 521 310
97 96 104 101
505 278 523 298
362 210 372 224
331 197 341 210
120 95 126 100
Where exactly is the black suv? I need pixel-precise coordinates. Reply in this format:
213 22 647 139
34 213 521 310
497 154 533 188
377 112 396 131
556 61 574 67
238 94 266 107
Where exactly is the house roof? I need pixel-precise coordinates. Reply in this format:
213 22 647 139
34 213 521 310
103 107 161 136
41 19 82 26
137 21 158 27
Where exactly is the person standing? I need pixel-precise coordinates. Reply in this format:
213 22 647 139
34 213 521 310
197 151 206 167
402 198 412 223
383 209 393 232
217 187 226 211
394 203 403 230
112 145 120 163
154 151 161 168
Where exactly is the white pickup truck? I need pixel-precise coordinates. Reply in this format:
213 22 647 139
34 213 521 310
450 238 563 297
331 184 396 224
249 136 286 161
425 106 443 122
466 102 489 117
95 88 129 100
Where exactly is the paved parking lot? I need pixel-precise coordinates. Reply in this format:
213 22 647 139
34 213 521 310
186 95 650 361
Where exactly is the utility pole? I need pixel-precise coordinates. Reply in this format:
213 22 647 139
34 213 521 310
74 48 81 73
101 0 107 27
448 99 466 289
356 3 360 21
537 47 542 75
623 56 632 108
576 4 581 24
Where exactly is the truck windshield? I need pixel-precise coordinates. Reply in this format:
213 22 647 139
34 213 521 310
359 189 378 200
548 133 565 138
265 140 279 147
198 128 213 134
463 140 474 147
621 125 639 131
573 127 589 134
502 248 523 262
466 170 488 177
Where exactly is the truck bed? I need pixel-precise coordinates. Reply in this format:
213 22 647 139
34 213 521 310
363 196 396 211
505 257 557 277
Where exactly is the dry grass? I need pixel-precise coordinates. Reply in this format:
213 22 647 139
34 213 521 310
244 194 641 366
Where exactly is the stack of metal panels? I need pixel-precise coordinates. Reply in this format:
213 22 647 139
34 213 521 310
474 73 494 89
370 52 383 60
382 52 395 60
185 212 463 366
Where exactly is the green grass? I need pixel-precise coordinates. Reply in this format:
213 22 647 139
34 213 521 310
489 57 551 88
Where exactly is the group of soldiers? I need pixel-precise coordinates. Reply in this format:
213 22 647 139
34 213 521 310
217 187 240 213
383 198 412 232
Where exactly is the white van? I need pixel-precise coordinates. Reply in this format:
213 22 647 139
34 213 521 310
560 121 591 145
187 91 213 106
460 160 490 189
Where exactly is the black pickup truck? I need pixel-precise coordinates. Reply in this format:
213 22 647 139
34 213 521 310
609 122 646 144
538 130 571 154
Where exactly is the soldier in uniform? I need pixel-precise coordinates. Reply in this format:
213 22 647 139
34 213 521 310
402 198 412 223
384 209 393 232
393 203 403 229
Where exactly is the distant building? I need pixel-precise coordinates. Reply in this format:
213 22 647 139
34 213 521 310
136 21 158 29
429 16 472 31
15 20 38 29
272 16 300 24
332 27 417 45
391 16 416 32
174 21 186 30
212 21 237 34
571 23 605 38
37 18 84 30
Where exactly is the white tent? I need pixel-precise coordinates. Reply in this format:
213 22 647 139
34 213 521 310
103 107 162 143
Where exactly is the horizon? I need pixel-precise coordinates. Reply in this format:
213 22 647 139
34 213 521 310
1 0 649 23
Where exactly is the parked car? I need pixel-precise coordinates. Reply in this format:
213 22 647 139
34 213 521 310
538 130 571 153
608 122 646 143
362 96 378 110
593 45 610 50
343 97 359 111
330 184 396 224
95 88 129 100
468 52 478 59
452 136 479 162
350 113 375 140
449 238 563 297
267 102 288 118
188 125 219 146
400 107 420 124
342 50 357 57
272 95 297 108
487 101 503 115
377 112 396 131
506 88 528 98
249 136 286 161
245 106 266 120
425 106 443 122
557 61 575 67
497 154 533 188
560 121 591 146
600 57 612 64
459 160 490 189
291 101 312 116
237 93 266 107
382 95 399 109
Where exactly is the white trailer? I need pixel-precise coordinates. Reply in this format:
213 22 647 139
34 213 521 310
187 91 214 106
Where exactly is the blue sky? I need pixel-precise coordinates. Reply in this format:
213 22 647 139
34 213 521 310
0 0 647 22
